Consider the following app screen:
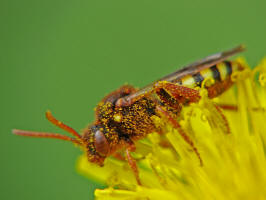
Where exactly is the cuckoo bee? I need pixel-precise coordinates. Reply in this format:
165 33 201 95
13 46 245 184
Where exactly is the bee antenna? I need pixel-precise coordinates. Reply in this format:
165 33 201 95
45 110 82 140
12 129 82 145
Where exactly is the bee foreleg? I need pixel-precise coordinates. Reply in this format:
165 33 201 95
155 105 203 166
125 146 142 185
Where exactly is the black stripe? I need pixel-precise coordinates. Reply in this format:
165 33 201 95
156 88 179 108
192 72 204 87
175 79 182 85
210 65 221 81
224 61 232 76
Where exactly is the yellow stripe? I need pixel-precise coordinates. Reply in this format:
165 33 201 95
200 68 213 80
217 63 228 81
181 75 195 87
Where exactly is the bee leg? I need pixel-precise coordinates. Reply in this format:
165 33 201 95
125 145 142 185
154 81 231 136
213 104 231 134
215 103 265 134
113 152 145 161
217 104 238 111
113 152 125 161
218 104 265 112
154 81 203 163
154 81 201 105
156 105 203 166
158 139 173 148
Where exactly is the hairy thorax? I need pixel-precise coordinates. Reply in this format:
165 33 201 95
97 98 157 143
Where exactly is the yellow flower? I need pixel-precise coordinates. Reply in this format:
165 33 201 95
77 58 266 200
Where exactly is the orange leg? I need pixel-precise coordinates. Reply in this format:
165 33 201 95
214 103 265 135
156 105 203 166
218 104 265 112
214 104 231 134
154 81 201 105
218 104 238 111
154 81 203 165
216 103 265 134
113 152 125 161
155 81 232 135
125 144 141 185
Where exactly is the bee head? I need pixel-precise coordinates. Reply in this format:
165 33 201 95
83 125 110 166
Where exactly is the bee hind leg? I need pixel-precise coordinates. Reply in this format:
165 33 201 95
212 104 231 134
218 104 265 112
155 105 203 166
154 81 232 134
154 81 201 106
153 82 203 165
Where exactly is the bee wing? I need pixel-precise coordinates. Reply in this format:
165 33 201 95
158 45 245 82
121 45 245 105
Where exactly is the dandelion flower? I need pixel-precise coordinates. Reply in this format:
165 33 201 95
77 58 266 200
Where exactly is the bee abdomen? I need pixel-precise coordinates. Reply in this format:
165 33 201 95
177 61 241 89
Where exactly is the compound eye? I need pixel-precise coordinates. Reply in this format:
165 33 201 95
94 130 110 157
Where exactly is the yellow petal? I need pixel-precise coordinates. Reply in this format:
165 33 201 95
77 58 266 200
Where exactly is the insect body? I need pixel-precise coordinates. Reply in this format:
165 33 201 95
13 46 245 184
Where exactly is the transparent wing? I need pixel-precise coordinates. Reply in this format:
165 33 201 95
159 45 245 82
121 45 245 104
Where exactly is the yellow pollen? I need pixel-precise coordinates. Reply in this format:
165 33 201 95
201 77 215 88
113 114 122 122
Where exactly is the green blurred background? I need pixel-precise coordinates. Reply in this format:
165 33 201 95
1 0 265 199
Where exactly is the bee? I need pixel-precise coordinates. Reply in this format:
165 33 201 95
13 46 245 185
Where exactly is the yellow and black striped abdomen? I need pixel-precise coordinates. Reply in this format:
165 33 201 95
176 61 239 87
174 60 244 98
